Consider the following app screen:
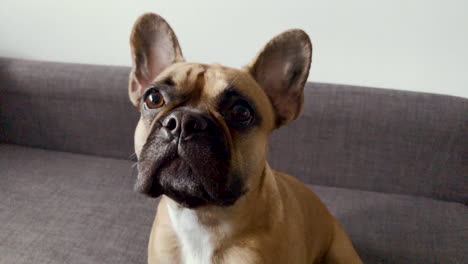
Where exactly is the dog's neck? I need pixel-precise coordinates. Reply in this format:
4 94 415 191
165 162 282 263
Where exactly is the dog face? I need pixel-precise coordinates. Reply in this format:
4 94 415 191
129 13 312 208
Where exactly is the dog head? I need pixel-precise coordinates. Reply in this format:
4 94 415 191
129 13 312 208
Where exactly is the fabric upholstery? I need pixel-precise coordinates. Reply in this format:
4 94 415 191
0 58 139 159
1 145 466 263
311 185 467 263
0 145 153 264
269 84 468 203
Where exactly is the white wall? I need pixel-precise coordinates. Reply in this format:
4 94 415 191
1 0 467 98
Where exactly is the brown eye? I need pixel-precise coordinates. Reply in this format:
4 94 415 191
144 91 164 109
231 104 252 122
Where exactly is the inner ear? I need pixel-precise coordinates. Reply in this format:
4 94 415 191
248 29 312 127
128 13 184 107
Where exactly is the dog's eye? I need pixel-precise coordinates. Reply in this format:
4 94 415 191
231 104 252 122
144 90 165 109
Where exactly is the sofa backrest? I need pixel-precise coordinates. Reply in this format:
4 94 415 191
0 58 138 159
1 58 466 203
268 83 467 204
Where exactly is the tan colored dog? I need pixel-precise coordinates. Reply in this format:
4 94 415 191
128 13 362 264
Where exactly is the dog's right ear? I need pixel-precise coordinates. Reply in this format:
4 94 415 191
129 13 184 107
247 30 312 128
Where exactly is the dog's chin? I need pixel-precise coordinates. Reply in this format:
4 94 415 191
136 154 246 208
135 157 216 208
134 172 163 199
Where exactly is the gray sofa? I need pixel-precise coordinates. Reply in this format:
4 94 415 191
0 57 466 263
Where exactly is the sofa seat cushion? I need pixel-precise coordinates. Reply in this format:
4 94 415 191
311 185 467 263
0 144 154 264
1 144 466 263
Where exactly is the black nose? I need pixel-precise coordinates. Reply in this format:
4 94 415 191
161 110 208 140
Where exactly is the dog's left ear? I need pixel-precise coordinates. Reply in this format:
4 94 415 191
129 13 184 107
248 30 312 127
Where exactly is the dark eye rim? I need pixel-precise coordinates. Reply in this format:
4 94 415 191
143 87 165 110
231 104 252 122
226 100 255 125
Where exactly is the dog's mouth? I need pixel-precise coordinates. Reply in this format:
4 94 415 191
135 137 244 208
158 157 209 206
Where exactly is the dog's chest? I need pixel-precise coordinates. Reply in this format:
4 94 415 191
167 205 217 264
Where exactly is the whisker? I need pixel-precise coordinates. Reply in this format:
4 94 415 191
128 152 138 162
130 162 139 178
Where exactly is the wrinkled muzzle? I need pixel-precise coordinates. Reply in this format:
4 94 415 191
135 108 245 208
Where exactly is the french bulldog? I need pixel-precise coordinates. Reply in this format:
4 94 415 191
128 13 362 264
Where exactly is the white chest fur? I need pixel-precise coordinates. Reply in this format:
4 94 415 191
167 203 216 264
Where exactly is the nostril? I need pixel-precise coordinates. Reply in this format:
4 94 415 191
193 120 206 131
162 111 209 140
195 119 207 131
184 117 207 135
164 117 177 131
184 119 197 134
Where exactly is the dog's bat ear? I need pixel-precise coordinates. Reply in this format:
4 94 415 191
129 13 184 107
247 30 312 127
